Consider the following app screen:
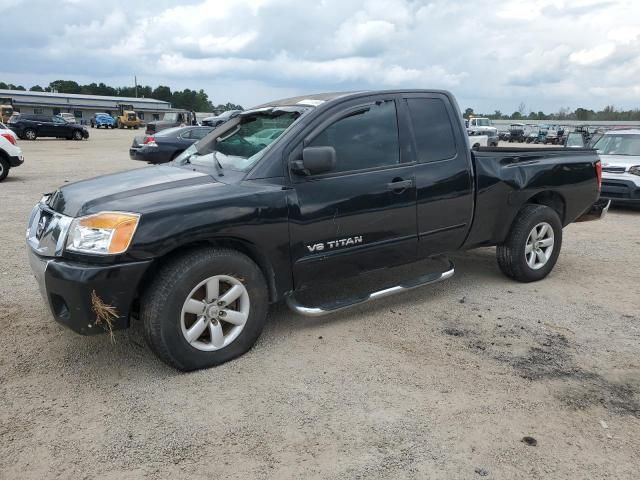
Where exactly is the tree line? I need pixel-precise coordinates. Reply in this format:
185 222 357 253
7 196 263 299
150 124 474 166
464 103 640 122
0 80 243 113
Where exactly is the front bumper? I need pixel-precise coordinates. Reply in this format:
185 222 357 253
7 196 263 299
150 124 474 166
9 154 24 167
601 178 640 204
82 130 90 139
28 248 152 335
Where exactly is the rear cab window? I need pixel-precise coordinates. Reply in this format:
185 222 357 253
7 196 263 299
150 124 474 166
405 98 457 163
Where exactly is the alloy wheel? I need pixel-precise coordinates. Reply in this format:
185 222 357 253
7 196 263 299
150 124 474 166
180 275 250 351
525 222 554 270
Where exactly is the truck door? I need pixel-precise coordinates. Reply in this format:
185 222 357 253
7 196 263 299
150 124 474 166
401 93 474 256
288 97 418 287
51 116 69 136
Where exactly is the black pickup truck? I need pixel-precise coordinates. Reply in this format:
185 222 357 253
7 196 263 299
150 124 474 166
26 90 608 371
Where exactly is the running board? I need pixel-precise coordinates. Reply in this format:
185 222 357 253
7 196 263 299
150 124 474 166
286 260 455 317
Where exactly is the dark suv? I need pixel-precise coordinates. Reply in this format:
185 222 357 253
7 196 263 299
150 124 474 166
8 114 89 141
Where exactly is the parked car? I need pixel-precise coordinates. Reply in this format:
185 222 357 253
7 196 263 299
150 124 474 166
498 129 511 141
468 131 488 148
564 132 587 148
467 117 498 146
0 131 23 181
130 126 214 164
90 113 116 129
8 114 89 140
0 121 17 142
201 109 242 127
593 129 640 205
58 113 77 123
508 123 526 143
26 89 606 371
145 111 195 135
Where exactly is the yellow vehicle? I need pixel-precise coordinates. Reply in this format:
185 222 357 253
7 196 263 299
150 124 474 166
116 104 142 129
0 98 14 123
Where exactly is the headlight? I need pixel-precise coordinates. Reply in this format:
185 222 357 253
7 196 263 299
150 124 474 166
629 166 640 176
66 212 140 255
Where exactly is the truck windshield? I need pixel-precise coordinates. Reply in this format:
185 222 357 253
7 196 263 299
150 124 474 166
177 110 301 172
163 112 179 122
594 134 640 156
475 119 491 126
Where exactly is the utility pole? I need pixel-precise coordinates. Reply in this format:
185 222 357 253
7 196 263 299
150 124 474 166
135 75 138 98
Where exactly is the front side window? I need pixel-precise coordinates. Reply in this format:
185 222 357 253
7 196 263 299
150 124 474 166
179 109 302 172
308 100 399 174
53 116 66 124
406 98 457 162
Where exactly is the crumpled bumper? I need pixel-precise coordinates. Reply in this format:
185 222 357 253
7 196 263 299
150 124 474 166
28 248 151 335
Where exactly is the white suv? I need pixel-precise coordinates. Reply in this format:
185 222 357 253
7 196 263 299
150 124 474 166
0 130 24 181
594 129 640 205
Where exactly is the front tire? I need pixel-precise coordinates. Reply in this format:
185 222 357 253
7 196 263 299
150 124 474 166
141 248 269 371
496 204 562 283
73 130 83 140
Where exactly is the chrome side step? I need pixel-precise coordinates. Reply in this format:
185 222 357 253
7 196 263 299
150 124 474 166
286 260 455 317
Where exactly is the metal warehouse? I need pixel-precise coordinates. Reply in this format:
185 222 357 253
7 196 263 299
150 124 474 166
0 89 172 124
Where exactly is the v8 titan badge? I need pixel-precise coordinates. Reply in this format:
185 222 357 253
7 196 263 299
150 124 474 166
306 236 363 253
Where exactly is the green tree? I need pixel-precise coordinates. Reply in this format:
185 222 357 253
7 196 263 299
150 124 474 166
29 85 44 92
152 85 172 103
575 108 593 121
49 80 81 94
464 107 474 118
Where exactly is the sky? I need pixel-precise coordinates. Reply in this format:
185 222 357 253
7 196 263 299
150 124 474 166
0 0 639 114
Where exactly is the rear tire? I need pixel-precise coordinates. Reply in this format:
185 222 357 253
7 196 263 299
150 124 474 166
0 158 9 182
141 248 269 371
496 204 562 283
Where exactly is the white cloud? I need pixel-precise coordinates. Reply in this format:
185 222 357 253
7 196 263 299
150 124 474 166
1 0 639 113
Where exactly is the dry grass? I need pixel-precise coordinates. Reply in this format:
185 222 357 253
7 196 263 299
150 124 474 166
91 290 118 341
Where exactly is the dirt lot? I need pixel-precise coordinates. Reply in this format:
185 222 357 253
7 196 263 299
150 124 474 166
1 128 639 479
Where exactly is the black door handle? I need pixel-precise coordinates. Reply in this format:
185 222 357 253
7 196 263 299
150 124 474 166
386 179 413 191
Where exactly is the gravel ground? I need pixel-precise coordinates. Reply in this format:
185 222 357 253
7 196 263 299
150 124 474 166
1 129 639 479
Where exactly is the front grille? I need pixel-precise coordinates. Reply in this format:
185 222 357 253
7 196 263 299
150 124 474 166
602 167 626 174
27 201 73 257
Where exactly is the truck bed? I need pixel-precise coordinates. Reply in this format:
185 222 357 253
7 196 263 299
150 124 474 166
463 147 600 249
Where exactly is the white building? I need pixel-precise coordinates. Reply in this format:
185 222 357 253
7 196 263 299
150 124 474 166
0 89 173 124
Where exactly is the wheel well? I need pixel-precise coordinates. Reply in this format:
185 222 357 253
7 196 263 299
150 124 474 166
526 191 566 224
137 239 279 304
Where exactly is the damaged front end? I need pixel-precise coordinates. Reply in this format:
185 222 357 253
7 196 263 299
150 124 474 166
26 196 151 335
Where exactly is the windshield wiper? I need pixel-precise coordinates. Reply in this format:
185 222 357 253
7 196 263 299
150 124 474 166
212 151 224 176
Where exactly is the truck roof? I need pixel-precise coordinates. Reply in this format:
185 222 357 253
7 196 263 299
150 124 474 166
254 89 456 109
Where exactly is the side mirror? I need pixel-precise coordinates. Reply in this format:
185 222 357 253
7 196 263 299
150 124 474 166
292 146 336 176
